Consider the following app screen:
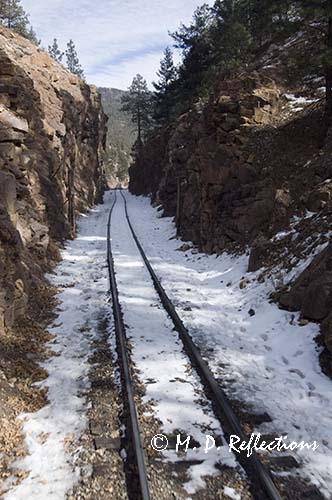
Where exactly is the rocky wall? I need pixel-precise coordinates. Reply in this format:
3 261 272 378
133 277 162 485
129 65 332 370
0 27 107 330
129 71 284 252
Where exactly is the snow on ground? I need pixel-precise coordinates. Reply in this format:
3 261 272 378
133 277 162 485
4 193 112 500
283 93 318 113
110 193 239 494
5 189 332 498
123 191 332 498
224 486 241 500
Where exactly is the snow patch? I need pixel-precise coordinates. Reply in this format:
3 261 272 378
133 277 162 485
124 191 332 498
4 193 112 499
110 194 239 495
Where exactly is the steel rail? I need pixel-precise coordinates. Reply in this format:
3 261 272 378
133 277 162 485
107 190 151 500
119 189 282 500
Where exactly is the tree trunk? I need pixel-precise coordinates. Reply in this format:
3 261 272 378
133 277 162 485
322 2 332 145
136 107 144 174
137 107 142 145
176 177 181 237
165 91 170 123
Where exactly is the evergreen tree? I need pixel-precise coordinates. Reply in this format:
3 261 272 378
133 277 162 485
27 25 39 44
171 4 214 104
211 0 252 69
48 38 64 62
0 0 38 43
65 39 84 79
247 0 296 47
153 47 177 123
121 74 152 144
168 0 298 110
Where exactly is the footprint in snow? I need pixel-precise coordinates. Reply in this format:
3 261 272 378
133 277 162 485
289 368 305 379
77 304 89 312
282 356 290 365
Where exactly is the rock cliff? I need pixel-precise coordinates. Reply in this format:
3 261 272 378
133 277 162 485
0 26 107 331
130 70 285 252
129 34 332 372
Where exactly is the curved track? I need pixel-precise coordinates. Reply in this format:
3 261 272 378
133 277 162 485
107 189 282 500
107 191 151 500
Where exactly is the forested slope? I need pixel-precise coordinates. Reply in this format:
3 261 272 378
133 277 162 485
99 87 136 186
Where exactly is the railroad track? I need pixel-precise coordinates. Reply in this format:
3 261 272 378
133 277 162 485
106 189 316 500
107 190 151 500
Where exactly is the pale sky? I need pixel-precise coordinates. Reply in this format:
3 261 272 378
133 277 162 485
22 0 211 90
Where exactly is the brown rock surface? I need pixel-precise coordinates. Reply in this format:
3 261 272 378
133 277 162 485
0 25 107 328
129 71 283 253
128 48 332 371
280 245 332 370
280 246 332 320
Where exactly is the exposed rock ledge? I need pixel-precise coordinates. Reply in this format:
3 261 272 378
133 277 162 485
0 26 107 330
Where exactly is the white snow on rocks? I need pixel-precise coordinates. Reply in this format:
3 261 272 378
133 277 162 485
4 193 112 500
123 191 332 498
283 93 319 113
5 189 332 499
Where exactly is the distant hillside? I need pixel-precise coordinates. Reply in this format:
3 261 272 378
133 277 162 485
99 87 136 185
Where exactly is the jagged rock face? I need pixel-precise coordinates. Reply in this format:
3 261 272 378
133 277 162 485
129 64 332 370
0 27 107 329
129 71 285 253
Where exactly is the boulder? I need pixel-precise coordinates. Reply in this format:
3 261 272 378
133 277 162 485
306 180 332 212
280 245 332 321
302 281 332 320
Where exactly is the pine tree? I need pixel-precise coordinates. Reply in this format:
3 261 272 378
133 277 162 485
153 47 177 123
65 39 84 79
48 38 64 62
211 0 252 69
171 4 214 104
0 0 38 43
27 25 39 45
245 0 296 48
121 74 152 144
